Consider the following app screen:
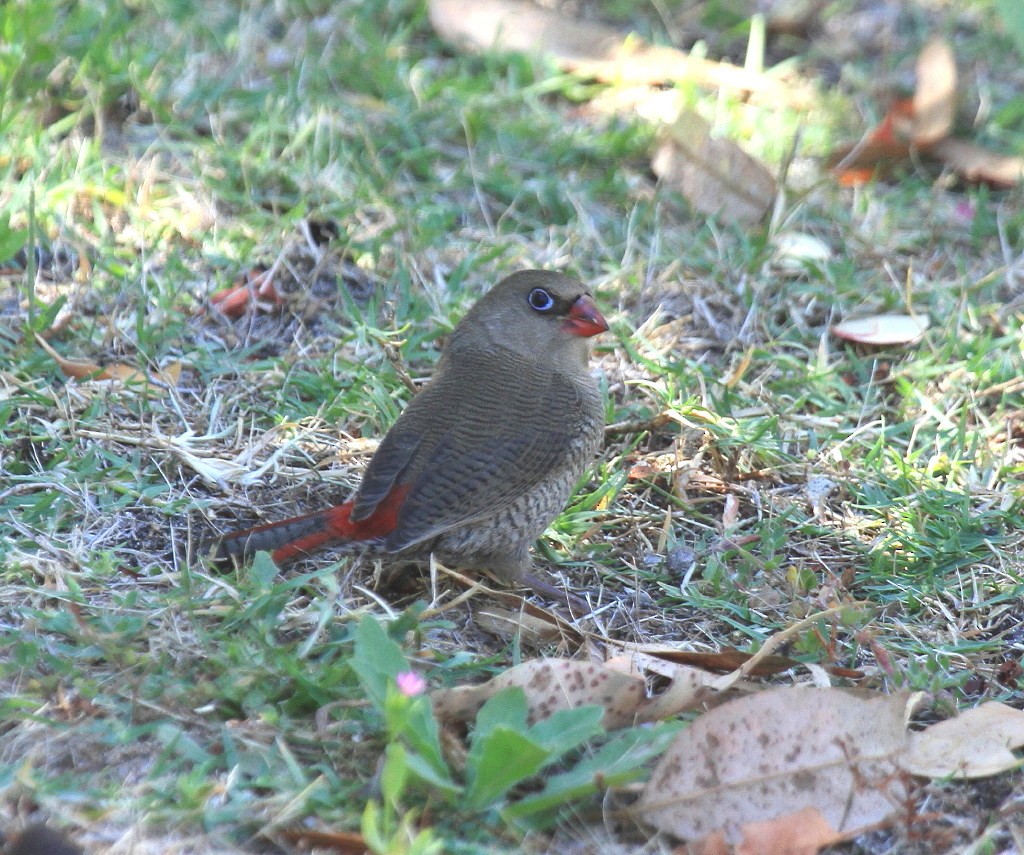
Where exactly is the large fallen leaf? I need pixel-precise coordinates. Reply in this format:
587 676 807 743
636 687 921 843
432 655 720 729
831 313 929 346
901 701 1024 778
652 111 776 226
928 137 1024 188
912 38 956 146
428 0 812 103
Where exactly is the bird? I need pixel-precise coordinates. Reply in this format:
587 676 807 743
4 824 84 855
208 269 608 592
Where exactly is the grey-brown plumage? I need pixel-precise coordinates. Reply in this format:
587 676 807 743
6 825 84 855
212 269 607 584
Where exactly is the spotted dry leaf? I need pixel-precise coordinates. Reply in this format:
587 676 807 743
432 658 647 728
605 651 732 722
637 687 922 843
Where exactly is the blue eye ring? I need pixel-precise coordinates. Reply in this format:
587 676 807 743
527 288 555 312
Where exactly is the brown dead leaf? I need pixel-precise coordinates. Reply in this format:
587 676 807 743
830 42 944 181
928 137 1024 188
156 360 183 385
828 99 914 185
912 38 957 146
36 334 182 389
901 702 1024 779
617 644 862 680
652 111 776 226
628 460 660 480
722 492 740 528
996 659 1022 689
734 807 841 855
637 687 922 843
38 337 144 383
277 827 368 854
633 646 774 675
432 658 648 728
209 266 283 318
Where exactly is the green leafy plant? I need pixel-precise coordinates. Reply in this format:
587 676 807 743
0 212 27 265
349 615 675 845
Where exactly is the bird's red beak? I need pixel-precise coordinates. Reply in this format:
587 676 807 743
561 294 608 338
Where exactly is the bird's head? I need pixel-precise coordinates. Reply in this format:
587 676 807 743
455 270 608 364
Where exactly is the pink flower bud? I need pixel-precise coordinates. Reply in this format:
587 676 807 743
396 670 427 697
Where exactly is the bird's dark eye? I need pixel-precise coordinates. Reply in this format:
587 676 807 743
527 288 555 312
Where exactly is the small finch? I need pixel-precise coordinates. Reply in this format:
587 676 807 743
209 270 607 589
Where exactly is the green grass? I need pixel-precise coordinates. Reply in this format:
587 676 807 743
2 0 1024 852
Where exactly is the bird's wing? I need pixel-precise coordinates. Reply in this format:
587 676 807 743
379 356 598 552
348 424 421 523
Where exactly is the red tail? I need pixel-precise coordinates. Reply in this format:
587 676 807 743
210 485 409 565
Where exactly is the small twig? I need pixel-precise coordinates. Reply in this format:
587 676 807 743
381 341 420 395
711 604 869 692
604 412 674 437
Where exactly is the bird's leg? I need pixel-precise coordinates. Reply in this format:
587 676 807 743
471 549 592 615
